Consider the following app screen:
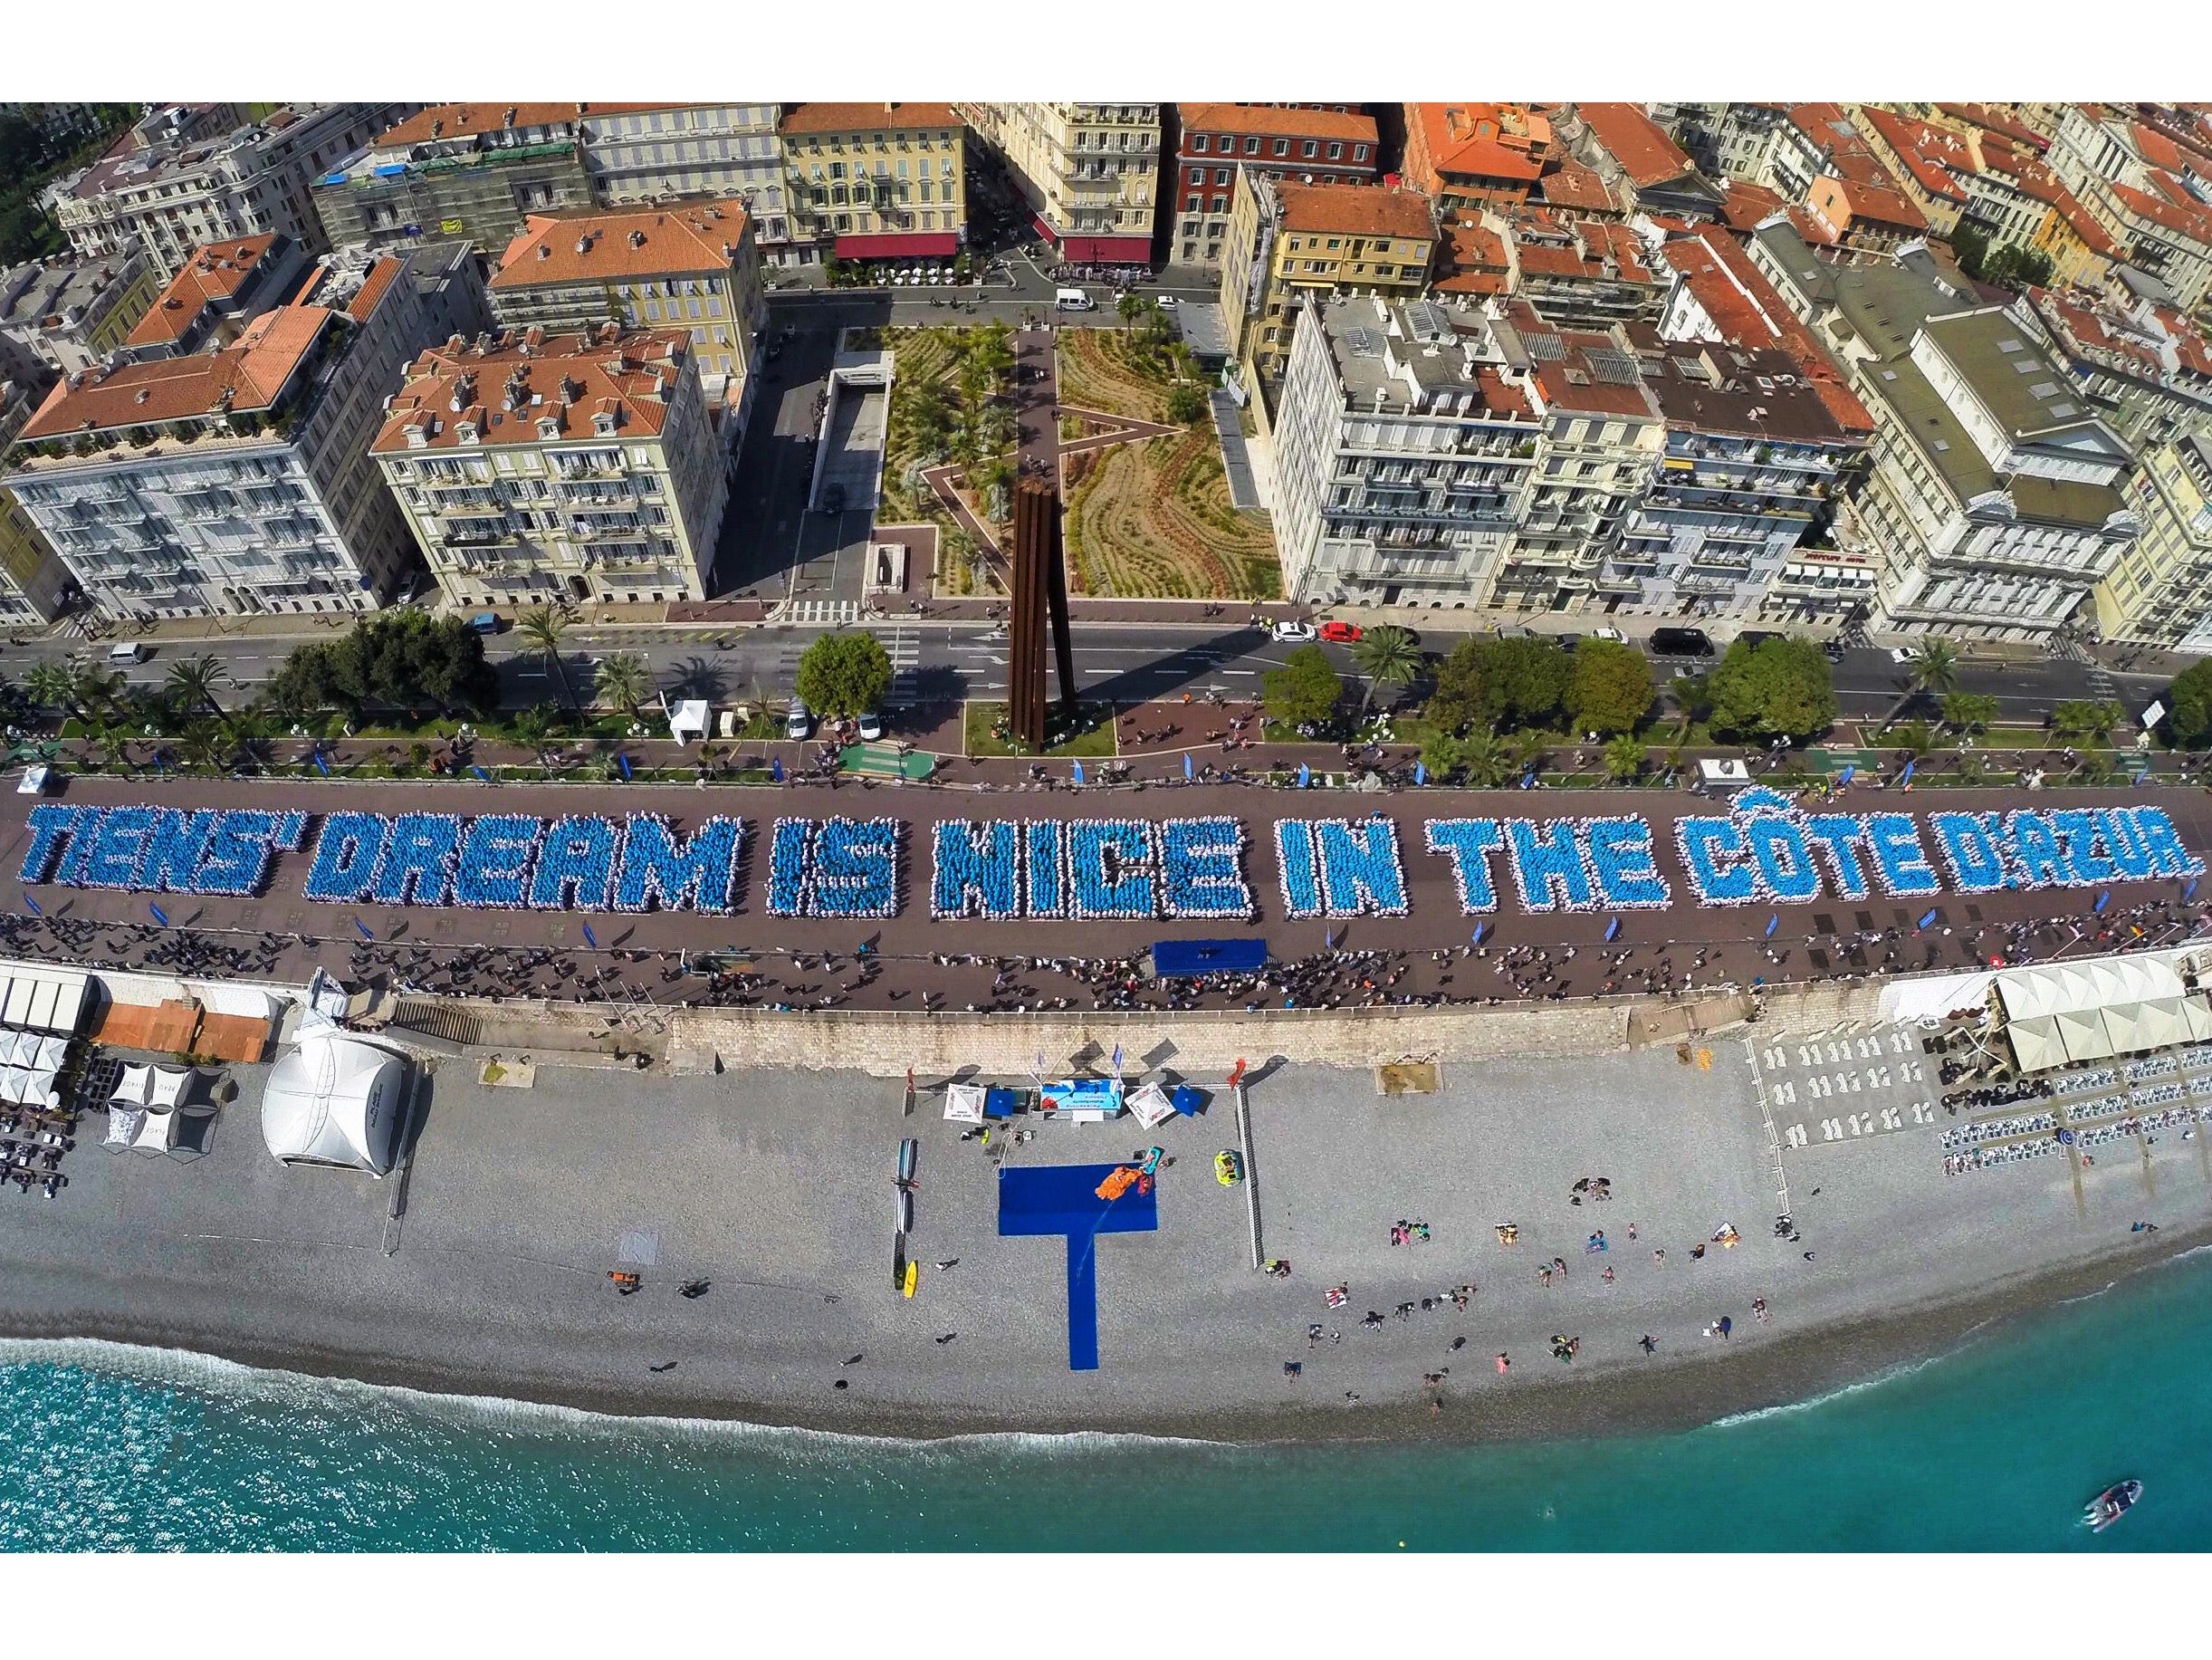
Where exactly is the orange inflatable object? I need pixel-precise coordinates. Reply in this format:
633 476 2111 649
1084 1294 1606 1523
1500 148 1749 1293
1095 1166 1140 1201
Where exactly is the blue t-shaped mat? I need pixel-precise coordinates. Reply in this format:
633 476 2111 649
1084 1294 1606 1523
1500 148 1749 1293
998 1164 1159 1371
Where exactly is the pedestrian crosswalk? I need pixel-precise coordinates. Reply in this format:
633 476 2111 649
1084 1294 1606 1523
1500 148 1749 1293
781 599 860 626
886 624 920 705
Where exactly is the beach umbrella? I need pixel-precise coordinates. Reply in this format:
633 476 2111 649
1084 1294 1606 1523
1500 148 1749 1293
1604 916 1620 943
352 917 375 942
2093 891 2111 915
1836 763 1855 787
1183 752 1194 781
617 753 633 782
21 893 41 917
1413 761 1428 786
1899 759 1916 787
582 922 600 950
312 751 330 777
1918 908 1939 930
148 902 168 927
771 756 785 782
1298 763 1310 789
1764 914 1779 939
1073 760 1086 785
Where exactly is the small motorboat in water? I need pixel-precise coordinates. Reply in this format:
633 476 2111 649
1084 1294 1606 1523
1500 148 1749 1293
2084 1481 2142 1532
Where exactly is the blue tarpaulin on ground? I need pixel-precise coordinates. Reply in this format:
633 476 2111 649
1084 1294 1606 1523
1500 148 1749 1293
1151 938 1269 977
998 1164 1159 1370
982 1087 1019 1118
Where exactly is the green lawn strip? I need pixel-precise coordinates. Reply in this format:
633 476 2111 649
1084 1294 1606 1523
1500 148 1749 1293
963 701 1119 758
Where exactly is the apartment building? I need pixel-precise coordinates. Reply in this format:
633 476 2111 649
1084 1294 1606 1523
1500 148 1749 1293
371 326 726 609
1221 173 1437 397
2016 284 2212 448
311 104 596 254
2 248 473 619
121 233 308 360
1270 295 1546 607
576 104 790 255
1853 108 1973 237
1165 104 1376 269
1851 308 2140 640
1802 173 1930 254
1606 337 1866 619
1566 104 1722 221
959 102 1160 264
780 104 967 265
0 379 76 623
52 103 417 278
2094 432 2212 650
0 250 158 382
2047 107 2212 309
489 201 763 438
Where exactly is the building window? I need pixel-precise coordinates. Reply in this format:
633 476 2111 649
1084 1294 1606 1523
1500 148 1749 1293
1302 139 1319 158
1215 168 1230 186
1244 137 1260 155
1190 166 1206 185
1211 196 1226 214
1192 135 1209 153
1354 144 1370 162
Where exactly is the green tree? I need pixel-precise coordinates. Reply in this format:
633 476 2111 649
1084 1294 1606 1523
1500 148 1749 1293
518 605 576 710
165 653 231 721
1350 625 1422 716
1566 639 1653 736
1881 639 1958 730
795 629 893 717
1456 726 1513 789
1263 643 1342 727
2167 657 2212 747
1417 732 1463 783
1116 292 1146 327
1479 637 1570 729
23 659 76 719
1603 733 1646 782
594 652 652 715
1164 382 1209 424
1940 691 2000 736
1708 636 1837 742
266 613 495 718
1888 718 1937 759
2053 698 2121 747
1424 639 1488 736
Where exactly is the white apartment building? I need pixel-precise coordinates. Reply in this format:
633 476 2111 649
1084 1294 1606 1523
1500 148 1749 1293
960 102 1159 264
2045 106 2212 311
0 249 159 381
578 104 790 255
1849 308 2140 639
371 327 727 608
51 103 419 278
2 248 468 619
1272 296 1545 608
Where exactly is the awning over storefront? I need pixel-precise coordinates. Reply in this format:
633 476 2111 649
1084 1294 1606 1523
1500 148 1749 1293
1996 956 2210 1070
1058 235 1153 264
835 231 960 260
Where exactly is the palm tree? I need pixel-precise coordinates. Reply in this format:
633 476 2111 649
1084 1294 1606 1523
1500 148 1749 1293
1116 292 1146 328
595 652 651 715
517 605 576 710
1458 727 1513 790
70 662 127 731
1882 640 1958 730
23 660 75 720
1350 625 1422 715
177 722 232 775
97 730 134 774
1603 734 1645 783
166 653 231 721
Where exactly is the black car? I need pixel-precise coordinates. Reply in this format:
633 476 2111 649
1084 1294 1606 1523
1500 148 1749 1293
1650 626 1716 658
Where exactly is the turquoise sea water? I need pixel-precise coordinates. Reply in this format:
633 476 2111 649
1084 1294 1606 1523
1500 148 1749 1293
5 1247 2210 1550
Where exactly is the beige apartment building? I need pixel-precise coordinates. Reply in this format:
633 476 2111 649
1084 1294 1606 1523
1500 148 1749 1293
488 201 763 437
780 104 967 265
2094 432 2212 651
371 326 727 609
959 102 1159 264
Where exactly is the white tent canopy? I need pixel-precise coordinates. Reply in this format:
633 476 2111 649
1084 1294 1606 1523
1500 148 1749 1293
109 1063 189 1110
1126 1081 1176 1129
943 1082 986 1124
259 1026 410 1175
1997 956 2210 1070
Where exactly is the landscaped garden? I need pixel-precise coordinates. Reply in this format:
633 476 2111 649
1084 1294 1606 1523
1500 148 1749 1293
860 323 1016 597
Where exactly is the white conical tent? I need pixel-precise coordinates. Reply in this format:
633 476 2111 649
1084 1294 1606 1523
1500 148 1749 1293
259 1027 410 1175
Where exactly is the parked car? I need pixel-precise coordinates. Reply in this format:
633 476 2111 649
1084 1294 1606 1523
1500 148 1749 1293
857 711 886 742
1155 295 1180 307
1318 620 1363 643
819 482 846 514
1270 620 1318 643
1591 626 1627 643
1493 624 1537 642
466 613 503 636
1650 626 1716 658
785 701 813 741
1889 646 1919 664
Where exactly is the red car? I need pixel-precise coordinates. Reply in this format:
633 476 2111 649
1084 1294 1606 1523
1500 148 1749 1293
1318 620 1363 643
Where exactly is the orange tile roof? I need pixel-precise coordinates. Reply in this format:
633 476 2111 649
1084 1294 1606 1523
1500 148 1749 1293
124 233 284 349
1408 102 1549 188
1276 181 1434 242
1535 158 1615 214
780 102 964 136
1857 108 1973 206
378 102 677 147
1817 175 1930 235
371 327 689 456
1935 103 2047 153
1434 217 1511 295
1715 178 1789 233
345 256 404 325
1575 103 1697 190
1654 226 1872 434
2111 178 2212 246
1175 103 1376 147
21 308 330 441
491 201 753 290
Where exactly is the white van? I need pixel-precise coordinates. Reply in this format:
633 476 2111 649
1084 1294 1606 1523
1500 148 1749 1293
1054 288 1094 312
106 641 148 665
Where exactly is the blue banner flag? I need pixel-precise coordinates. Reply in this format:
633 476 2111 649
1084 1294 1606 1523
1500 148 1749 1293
1471 922 1487 945
1764 914 1779 938
1183 753 1194 781
312 752 330 777
472 765 492 782
148 902 169 927
1413 761 1427 786
1836 763 1856 787
1297 763 1310 789
1900 759 1916 787
21 893 41 916
1072 761 1086 785
1604 916 1620 942
1919 908 1939 930
2187 878 2200 903
2093 891 2111 915
771 756 785 782
582 921 600 949
617 753 633 782
352 917 375 942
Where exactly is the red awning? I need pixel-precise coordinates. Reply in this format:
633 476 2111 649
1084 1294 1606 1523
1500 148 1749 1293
1058 235 1153 265
1030 211 1059 245
835 231 961 260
